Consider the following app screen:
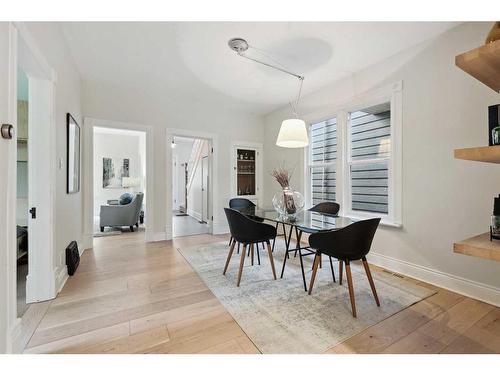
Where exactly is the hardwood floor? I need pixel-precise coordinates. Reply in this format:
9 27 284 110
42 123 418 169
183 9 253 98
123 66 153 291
23 231 499 354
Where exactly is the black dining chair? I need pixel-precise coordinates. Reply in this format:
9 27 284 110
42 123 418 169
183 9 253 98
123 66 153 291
307 218 381 318
228 198 266 259
223 208 277 286
294 202 341 280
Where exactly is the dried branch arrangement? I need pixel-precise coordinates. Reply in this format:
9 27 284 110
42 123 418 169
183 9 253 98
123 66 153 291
270 164 294 189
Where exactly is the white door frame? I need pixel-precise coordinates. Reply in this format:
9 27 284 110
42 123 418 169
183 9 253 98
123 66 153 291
166 128 218 238
82 117 155 246
201 155 209 223
5 22 57 351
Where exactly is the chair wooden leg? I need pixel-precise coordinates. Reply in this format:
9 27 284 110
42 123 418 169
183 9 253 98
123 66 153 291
237 244 247 287
251 243 254 266
223 240 236 275
329 256 336 283
345 261 357 318
257 243 261 265
362 258 380 306
339 260 344 285
228 236 233 246
237 242 240 254
308 253 321 295
265 241 277 280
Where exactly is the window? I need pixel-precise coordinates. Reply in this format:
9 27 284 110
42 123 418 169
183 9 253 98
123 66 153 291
309 117 337 206
306 82 402 226
348 104 390 215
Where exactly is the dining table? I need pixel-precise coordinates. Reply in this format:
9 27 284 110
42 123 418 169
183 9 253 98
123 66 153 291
233 206 356 291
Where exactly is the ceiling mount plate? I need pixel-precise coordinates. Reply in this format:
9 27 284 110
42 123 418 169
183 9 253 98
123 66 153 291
228 38 249 53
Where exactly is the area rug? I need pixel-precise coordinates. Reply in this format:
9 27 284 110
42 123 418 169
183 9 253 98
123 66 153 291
178 240 435 354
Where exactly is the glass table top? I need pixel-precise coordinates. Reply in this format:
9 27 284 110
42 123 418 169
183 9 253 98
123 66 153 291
234 206 356 231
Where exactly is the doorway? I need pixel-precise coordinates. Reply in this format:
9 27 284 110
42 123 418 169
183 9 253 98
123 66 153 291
171 136 211 237
14 25 57 320
92 126 147 239
15 67 29 317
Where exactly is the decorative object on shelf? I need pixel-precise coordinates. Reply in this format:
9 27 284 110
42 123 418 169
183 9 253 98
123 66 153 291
491 194 500 241
489 104 500 145
270 164 305 221
486 22 500 44
228 37 308 148
66 113 80 194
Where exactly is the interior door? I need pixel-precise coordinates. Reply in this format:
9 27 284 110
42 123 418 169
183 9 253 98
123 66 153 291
25 76 55 303
201 156 209 223
0 22 16 353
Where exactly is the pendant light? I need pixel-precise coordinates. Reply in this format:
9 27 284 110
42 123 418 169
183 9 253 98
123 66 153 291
276 77 308 148
228 38 309 148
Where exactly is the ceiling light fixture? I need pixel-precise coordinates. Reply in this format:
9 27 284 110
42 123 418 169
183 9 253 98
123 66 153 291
228 38 308 148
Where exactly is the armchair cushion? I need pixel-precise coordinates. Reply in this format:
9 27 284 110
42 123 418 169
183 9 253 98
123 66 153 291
119 192 134 205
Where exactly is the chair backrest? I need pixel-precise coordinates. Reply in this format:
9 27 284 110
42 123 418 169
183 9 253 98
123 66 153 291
224 208 276 244
309 201 340 215
309 218 380 261
129 193 144 219
229 198 256 209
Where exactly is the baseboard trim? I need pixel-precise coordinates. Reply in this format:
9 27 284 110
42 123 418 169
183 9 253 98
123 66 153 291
145 230 167 242
212 221 229 235
82 233 93 250
369 251 500 307
165 225 173 241
54 264 68 294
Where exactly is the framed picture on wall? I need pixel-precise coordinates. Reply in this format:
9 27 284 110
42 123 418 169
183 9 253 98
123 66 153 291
67 113 80 194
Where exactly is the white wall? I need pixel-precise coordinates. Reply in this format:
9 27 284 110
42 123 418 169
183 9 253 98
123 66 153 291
263 22 500 303
22 22 83 291
93 131 145 217
82 80 265 237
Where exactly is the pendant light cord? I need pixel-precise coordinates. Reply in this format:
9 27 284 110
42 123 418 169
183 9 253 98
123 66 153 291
234 43 305 118
294 77 304 117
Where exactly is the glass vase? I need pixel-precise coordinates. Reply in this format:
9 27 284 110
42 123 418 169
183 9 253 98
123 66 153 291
272 187 305 222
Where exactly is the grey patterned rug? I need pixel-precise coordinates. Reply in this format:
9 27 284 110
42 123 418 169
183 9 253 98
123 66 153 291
178 240 435 354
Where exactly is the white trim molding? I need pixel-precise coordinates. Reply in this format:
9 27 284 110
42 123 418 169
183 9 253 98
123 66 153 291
212 220 229 235
145 230 168 242
303 80 403 227
370 251 500 307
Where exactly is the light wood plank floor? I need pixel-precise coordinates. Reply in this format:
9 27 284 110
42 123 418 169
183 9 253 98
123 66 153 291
23 232 500 354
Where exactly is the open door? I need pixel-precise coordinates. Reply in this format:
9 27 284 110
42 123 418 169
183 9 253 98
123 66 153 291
0 22 16 354
25 76 55 303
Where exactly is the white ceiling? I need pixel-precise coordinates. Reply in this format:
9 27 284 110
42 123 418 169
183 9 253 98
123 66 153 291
61 22 459 115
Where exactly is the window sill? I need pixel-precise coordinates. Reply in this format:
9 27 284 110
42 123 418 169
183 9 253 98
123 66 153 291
344 214 402 229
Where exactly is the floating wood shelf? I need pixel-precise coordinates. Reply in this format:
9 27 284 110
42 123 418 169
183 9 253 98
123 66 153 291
454 233 500 262
454 145 500 164
455 39 500 93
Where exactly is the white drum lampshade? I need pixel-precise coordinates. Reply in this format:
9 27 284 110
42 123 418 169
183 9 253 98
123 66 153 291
276 118 309 148
122 177 141 188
